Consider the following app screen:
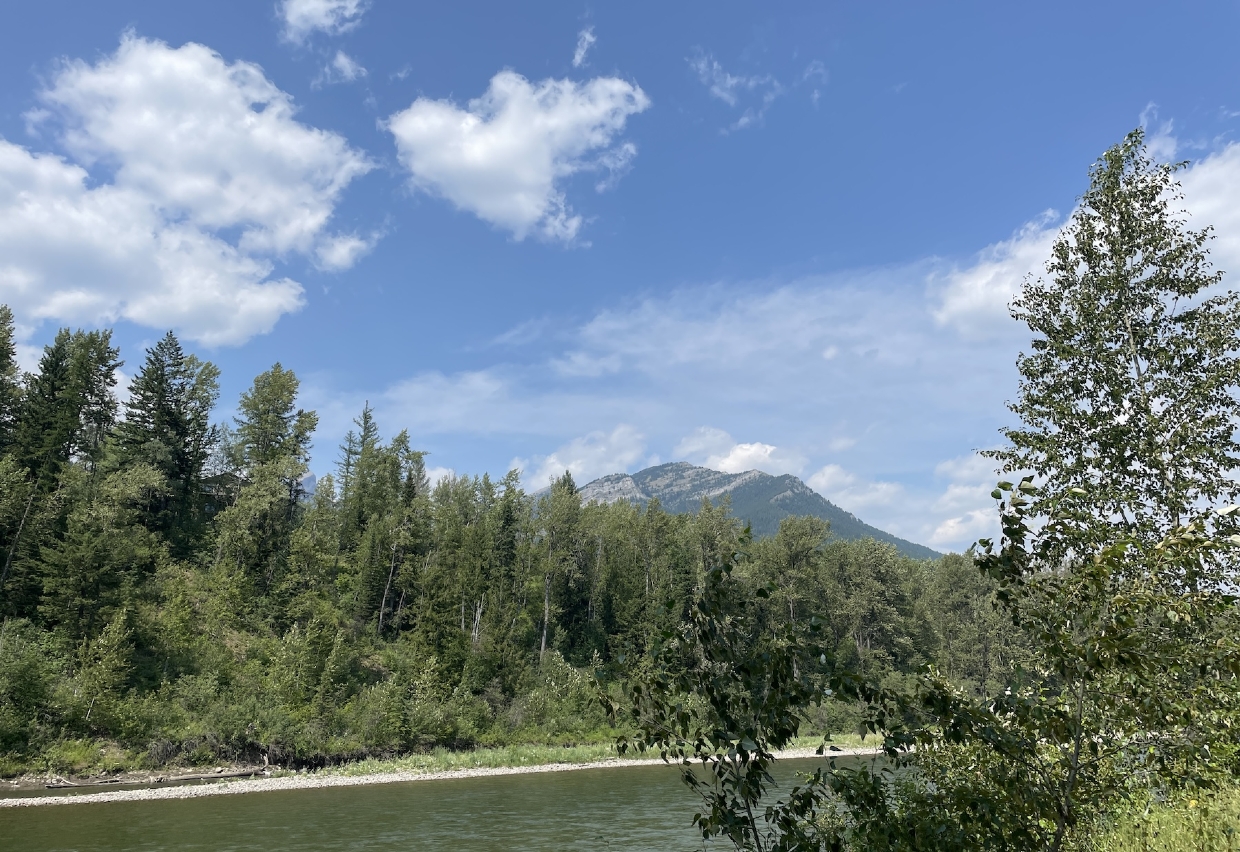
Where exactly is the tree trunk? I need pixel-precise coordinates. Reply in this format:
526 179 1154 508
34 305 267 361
0 486 36 596
540 573 550 656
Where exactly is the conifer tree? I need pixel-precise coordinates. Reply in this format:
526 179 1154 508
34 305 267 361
112 331 219 547
0 306 21 455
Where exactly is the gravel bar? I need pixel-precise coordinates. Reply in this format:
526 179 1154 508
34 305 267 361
0 747 879 809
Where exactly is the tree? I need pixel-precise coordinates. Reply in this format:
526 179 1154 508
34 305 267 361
616 131 1240 851
538 472 583 658
207 365 318 608
112 331 220 549
3 328 119 606
39 465 166 644
987 128 1240 558
0 305 21 455
234 363 316 470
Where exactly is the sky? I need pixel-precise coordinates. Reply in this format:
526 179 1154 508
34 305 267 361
3 1 1240 552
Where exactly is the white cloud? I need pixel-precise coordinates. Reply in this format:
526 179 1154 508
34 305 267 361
688 51 783 131
1180 141 1240 279
801 60 828 107
931 211 1060 338
386 70 649 241
41 36 372 255
928 510 994 549
513 424 646 488
675 426 803 475
425 466 455 486
380 369 511 433
808 464 903 512
0 36 371 345
551 350 622 377
298 120 1240 555
931 130 1240 342
315 50 368 86
594 141 637 192
280 0 368 42
316 232 379 270
572 27 596 68
1140 103 1178 161
927 452 1002 549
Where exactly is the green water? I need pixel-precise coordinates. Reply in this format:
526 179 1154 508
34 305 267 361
0 757 840 851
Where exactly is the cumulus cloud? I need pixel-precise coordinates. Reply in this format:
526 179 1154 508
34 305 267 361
675 426 803 475
572 27 596 68
926 453 1003 548
0 36 372 344
932 128 1240 341
386 70 649 241
931 212 1060 338
280 0 368 42
513 424 646 487
1179 141 1240 278
688 50 783 131
808 464 903 512
425 466 455 486
315 231 379 270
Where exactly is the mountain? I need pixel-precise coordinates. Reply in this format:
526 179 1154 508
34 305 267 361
578 462 941 560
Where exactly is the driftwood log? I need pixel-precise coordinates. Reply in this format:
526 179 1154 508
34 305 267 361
46 768 268 789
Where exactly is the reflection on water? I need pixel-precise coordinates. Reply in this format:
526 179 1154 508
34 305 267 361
0 756 858 852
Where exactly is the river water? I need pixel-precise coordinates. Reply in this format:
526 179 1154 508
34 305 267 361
0 757 847 851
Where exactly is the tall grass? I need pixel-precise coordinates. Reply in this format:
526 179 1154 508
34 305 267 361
1091 787 1240 851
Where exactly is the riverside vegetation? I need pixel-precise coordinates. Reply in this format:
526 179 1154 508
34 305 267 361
1 128 1238 852
0 316 1007 779
613 129 1240 850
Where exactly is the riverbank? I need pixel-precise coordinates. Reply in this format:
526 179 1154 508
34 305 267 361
0 739 879 808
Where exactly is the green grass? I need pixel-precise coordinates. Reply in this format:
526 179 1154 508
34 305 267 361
304 733 871 780
1091 786 1240 851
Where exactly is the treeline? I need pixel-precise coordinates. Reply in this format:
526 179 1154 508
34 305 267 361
0 308 1010 772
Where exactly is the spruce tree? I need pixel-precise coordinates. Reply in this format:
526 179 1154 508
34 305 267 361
0 306 21 455
112 331 219 547
3 327 119 610
11 329 76 484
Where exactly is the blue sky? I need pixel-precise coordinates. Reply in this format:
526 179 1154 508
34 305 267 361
4 1 1240 551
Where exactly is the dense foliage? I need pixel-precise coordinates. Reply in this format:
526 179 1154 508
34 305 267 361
616 129 1240 851
0 319 1003 775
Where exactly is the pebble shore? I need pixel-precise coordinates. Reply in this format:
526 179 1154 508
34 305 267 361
0 746 876 809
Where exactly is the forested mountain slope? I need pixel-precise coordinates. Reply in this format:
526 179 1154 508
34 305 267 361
580 462 940 560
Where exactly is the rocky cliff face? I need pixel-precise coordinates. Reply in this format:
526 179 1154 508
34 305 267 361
578 461 940 560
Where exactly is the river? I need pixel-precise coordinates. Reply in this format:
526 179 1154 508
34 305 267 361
0 756 852 851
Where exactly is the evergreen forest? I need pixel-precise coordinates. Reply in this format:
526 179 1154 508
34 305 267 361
0 311 1005 775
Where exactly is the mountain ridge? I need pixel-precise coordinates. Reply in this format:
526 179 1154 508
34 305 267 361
578 462 940 560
